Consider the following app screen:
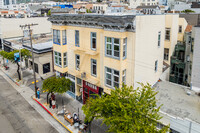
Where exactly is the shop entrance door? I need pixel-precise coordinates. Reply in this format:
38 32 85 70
83 88 89 104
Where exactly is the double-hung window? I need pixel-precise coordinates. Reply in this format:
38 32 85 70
113 38 120 58
62 30 67 45
91 59 97 76
105 37 120 59
53 29 60 44
178 25 182 33
123 38 127 59
155 60 158 72
106 37 112 56
75 30 79 47
105 67 120 89
91 32 96 50
164 48 169 60
158 31 161 47
63 52 67 67
75 54 80 70
54 51 61 67
122 69 126 85
165 28 170 41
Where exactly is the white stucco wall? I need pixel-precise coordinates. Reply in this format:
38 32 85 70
134 15 165 88
0 17 52 39
191 26 200 92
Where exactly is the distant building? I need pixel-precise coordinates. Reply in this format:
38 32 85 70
0 17 51 39
136 5 161 14
191 25 200 92
169 14 200 89
130 0 159 9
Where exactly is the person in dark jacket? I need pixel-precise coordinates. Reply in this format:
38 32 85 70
49 97 52 108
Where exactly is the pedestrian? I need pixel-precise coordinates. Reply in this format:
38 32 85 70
37 88 40 99
49 98 52 108
52 100 56 109
51 93 55 100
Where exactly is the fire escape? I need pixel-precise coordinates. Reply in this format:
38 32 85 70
169 42 186 85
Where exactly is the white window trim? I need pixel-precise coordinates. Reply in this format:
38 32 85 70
91 32 97 51
122 69 126 85
105 67 120 89
165 28 170 41
91 59 97 77
75 54 80 71
63 52 67 67
54 51 62 67
62 30 67 45
123 38 127 59
105 37 120 60
158 31 161 47
155 60 158 72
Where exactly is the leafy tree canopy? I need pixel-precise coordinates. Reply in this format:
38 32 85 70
47 10 51 16
0 49 31 80
82 83 169 133
0 49 31 62
42 76 71 94
181 9 195 13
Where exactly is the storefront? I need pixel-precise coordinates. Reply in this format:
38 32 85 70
83 80 103 104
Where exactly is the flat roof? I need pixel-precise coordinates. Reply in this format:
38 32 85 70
48 14 136 31
155 81 200 123
23 41 53 54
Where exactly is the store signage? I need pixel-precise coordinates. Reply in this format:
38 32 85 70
85 81 97 91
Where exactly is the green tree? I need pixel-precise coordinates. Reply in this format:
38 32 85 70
86 9 92 13
42 76 71 103
47 10 51 16
0 49 31 80
181 9 195 13
82 83 169 133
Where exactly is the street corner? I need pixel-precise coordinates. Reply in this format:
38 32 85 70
32 95 83 133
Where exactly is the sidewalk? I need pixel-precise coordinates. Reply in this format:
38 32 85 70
0 61 108 133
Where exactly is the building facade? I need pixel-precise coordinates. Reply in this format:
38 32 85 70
48 14 167 103
130 0 159 9
163 15 187 65
191 26 200 92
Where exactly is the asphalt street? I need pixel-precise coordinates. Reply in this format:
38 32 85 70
0 75 58 133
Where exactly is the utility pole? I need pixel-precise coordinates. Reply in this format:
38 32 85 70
0 17 5 66
19 41 23 84
20 23 38 98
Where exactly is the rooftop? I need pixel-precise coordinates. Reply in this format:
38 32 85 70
180 14 200 26
5 34 52 54
155 81 200 123
136 5 159 9
23 41 53 54
185 25 193 32
48 14 135 31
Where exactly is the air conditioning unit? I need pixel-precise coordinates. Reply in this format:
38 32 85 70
81 72 86 79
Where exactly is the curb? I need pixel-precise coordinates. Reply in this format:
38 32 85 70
32 97 73 133
0 68 20 86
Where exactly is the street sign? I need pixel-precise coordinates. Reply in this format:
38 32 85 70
14 52 20 62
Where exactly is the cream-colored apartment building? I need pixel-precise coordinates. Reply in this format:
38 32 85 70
49 14 178 103
163 15 187 65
